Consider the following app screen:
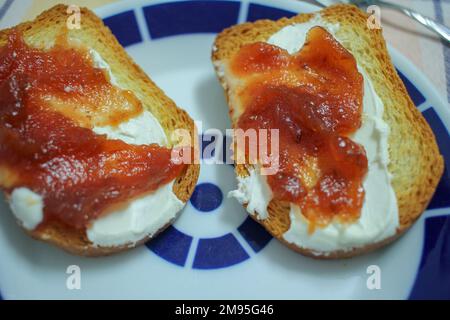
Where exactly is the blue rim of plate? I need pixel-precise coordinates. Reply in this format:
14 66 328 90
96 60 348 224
1 0 449 300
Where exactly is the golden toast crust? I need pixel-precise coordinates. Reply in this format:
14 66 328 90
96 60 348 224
212 4 444 258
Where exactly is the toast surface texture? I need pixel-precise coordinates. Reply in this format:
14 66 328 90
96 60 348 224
0 5 199 256
212 4 444 258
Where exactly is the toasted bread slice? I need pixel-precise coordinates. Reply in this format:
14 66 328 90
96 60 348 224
212 4 444 258
0 5 199 256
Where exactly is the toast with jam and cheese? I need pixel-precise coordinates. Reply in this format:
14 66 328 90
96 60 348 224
212 4 444 258
0 5 199 256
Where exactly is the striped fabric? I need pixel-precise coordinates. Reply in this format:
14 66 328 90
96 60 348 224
376 0 449 105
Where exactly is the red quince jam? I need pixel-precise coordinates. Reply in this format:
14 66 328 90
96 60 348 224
230 27 367 229
0 31 185 230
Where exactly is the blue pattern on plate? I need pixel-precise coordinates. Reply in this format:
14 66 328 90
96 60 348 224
201 133 234 165
146 226 193 266
0 0 447 301
422 108 450 210
190 183 223 212
397 69 426 107
143 0 240 39
222 134 234 165
246 3 296 22
409 215 450 299
103 11 142 47
238 216 272 253
200 133 217 160
193 233 249 269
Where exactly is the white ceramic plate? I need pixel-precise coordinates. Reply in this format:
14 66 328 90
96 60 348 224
0 0 449 299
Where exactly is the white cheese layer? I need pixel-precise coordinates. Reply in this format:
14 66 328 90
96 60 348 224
10 188 44 231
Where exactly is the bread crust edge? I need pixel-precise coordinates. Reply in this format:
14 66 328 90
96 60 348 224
212 4 444 259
